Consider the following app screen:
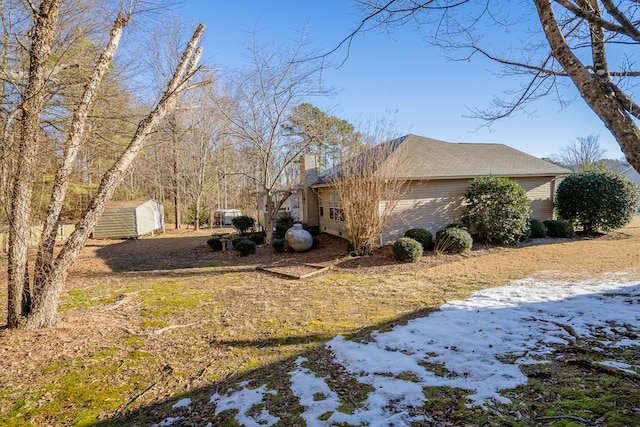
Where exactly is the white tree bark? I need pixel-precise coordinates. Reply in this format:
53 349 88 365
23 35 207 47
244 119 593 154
6 0 205 328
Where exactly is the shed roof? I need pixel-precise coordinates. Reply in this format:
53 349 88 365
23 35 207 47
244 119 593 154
314 134 570 185
105 200 152 209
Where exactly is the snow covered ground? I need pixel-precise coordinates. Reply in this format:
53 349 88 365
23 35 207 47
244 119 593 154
155 272 640 426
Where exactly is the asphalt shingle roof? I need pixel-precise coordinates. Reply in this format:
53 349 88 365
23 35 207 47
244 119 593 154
314 134 569 185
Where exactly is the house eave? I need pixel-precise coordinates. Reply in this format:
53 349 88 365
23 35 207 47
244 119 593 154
310 172 569 187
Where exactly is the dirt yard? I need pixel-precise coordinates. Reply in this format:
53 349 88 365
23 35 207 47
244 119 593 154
1 220 639 426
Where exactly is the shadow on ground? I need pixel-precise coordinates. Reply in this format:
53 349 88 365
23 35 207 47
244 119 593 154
88 307 440 427
95 235 215 272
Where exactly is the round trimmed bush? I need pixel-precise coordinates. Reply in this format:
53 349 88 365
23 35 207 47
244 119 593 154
392 237 423 262
461 175 532 244
233 237 256 255
404 228 433 250
555 170 640 234
435 227 473 253
207 236 223 251
529 218 547 239
543 219 575 238
231 237 245 248
231 215 255 234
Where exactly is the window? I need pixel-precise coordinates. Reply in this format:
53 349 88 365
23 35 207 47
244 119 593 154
292 195 300 209
318 190 324 217
328 190 344 222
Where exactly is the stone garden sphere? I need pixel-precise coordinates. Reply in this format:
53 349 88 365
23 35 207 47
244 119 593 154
285 223 313 252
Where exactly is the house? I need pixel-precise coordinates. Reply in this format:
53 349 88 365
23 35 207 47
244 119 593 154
621 166 640 186
300 134 570 245
93 200 164 239
254 186 305 230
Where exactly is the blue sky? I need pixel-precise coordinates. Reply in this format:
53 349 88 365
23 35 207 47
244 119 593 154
172 1 626 160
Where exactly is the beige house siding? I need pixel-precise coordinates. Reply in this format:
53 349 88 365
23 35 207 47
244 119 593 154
317 189 348 239
301 155 320 227
379 176 558 246
381 179 468 245
516 176 557 220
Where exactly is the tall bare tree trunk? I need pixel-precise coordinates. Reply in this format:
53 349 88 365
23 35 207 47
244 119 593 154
173 145 182 229
7 0 61 328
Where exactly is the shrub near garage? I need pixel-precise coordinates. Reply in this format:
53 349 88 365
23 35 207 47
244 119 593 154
392 237 423 262
543 219 575 238
555 170 640 235
529 218 547 239
435 227 473 253
461 175 532 244
404 228 434 250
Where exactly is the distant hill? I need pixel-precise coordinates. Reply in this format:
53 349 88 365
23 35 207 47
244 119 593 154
601 158 630 173
542 157 629 173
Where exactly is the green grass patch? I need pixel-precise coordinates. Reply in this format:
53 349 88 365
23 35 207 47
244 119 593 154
0 357 150 427
61 286 118 310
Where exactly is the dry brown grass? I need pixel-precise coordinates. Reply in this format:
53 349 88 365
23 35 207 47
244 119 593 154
0 219 639 425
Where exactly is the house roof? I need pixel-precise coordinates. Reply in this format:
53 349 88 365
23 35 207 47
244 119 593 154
313 134 570 185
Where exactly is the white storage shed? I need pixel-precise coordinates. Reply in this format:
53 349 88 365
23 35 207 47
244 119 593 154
214 209 243 226
93 200 165 239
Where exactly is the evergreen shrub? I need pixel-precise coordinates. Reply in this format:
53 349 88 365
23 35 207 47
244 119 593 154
272 239 286 253
435 227 473 253
543 220 575 238
392 237 423 262
207 236 223 251
403 228 434 250
555 170 640 234
461 176 532 244
233 237 256 255
231 215 254 235
275 212 298 239
529 218 547 239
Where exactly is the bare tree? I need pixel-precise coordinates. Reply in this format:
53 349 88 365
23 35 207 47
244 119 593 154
223 37 330 243
180 77 225 230
327 123 407 255
555 134 606 171
7 0 204 329
344 1 640 171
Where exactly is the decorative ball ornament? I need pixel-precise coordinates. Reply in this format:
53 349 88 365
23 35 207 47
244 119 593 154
285 223 313 252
